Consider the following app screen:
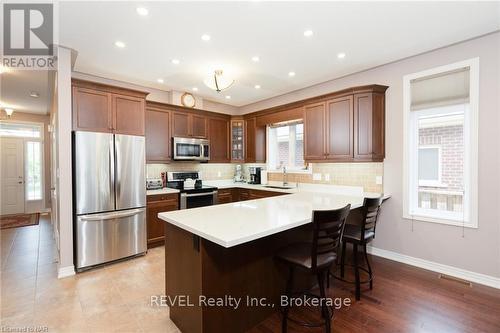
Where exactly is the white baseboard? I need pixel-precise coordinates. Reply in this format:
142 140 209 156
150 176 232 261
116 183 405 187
367 246 500 290
57 265 75 279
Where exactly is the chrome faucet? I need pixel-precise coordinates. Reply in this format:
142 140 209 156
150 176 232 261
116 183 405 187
283 166 288 187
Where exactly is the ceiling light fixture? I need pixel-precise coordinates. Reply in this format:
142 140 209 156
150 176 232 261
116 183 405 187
29 91 40 98
114 41 125 48
4 108 14 117
157 78 164 83
254 85 261 89
337 52 346 59
303 30 313 37
192 87 199 92
251 56 260 62
136 7 148 16
225 95 231 100
171 59 180 65
288 71 296 77
204 70 234 92
201 34 211 41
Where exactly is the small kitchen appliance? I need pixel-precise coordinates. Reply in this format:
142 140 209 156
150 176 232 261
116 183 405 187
248 167 262 184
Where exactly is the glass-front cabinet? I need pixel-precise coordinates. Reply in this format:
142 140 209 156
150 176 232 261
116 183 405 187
231 119 245 161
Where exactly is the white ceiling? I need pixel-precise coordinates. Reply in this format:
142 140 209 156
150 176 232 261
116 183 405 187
1 70 51 115
59 1 500 107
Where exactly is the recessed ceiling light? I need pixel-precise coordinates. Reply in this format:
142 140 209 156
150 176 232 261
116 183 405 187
114 41 125 48
136 7 148 16
171 59 180 65
29 91 40 98
303 30 313 37
225 95 231 99
337 52 346 59
288 71 296 77
201 34 211 41
192 87 199 92
251 56 260 62
254 85 261 89
157 78 164 83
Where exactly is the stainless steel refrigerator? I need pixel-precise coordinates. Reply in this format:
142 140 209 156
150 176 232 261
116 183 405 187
73 131 146 271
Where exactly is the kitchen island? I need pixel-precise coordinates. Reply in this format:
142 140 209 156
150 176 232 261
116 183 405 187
159 187 386 333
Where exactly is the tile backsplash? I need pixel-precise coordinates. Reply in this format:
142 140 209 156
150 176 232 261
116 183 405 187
147 162 383 193
146 163 237 180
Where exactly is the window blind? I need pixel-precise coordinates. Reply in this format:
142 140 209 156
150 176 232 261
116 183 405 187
410 67 470 111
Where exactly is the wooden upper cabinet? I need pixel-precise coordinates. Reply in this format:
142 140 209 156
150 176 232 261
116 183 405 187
326 96 353 160
304 102 326 160
191 115 207 138
208 117 229 162
72 80 148 136
145 108 170 162
72 86 112 132
354 92 385 161
113 94 145 136
245 118 256 162
172 112 190 137
172 112 207 138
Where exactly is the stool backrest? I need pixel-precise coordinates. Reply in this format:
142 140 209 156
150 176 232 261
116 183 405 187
361 197 383 239
311 204 351 270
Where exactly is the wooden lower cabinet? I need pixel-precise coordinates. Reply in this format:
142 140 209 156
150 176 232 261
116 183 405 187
146 193 179 248
217 187 286 204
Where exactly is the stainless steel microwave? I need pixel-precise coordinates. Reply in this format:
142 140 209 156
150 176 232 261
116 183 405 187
173 137 210 161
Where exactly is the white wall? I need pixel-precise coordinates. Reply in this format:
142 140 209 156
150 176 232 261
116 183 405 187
241 32 500 279
56 47 75 278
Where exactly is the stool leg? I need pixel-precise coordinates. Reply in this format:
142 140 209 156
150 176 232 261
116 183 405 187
282 266 294 333
317 270 331 333
363 244 373 290
340 241 346 278
353 244 360 300
326 268 330 289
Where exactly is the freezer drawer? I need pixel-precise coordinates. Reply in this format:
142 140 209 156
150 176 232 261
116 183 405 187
76 208 146 270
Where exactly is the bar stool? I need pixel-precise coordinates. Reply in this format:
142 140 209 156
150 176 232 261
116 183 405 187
276 204 351 333
337 197 382 300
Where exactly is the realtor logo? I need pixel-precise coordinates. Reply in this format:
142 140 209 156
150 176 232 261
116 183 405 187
3 3 53 56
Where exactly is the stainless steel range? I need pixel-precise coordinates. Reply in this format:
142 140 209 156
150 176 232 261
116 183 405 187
166 171 218 209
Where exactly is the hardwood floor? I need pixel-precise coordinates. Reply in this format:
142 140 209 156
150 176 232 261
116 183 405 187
249 254 500 333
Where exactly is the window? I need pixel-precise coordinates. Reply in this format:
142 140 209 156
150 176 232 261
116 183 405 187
0 122 42 138
26 141 42 200
267 121 307 172
418 145 442 186
403 59 478 228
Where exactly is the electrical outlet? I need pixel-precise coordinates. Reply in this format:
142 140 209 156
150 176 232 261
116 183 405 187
324 174 330 181
217 171 222 178
313 173 322 181
376 176 383 185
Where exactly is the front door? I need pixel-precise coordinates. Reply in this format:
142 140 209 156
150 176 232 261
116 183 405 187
1 138 25 215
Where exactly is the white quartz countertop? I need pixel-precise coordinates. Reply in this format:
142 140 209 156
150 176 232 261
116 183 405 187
158 181 389 248
146 188 180 195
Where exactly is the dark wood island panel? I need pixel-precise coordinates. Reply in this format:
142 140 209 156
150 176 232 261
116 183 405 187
165 222 315 333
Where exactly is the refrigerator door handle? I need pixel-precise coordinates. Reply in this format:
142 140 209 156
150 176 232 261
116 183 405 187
79 208 145 221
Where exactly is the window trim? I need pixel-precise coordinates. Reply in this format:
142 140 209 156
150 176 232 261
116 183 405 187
403 58 479 228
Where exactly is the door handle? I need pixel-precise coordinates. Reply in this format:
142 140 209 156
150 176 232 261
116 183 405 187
79 208 144 221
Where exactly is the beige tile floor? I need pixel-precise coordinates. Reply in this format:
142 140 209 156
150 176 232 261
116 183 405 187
1 214 180 333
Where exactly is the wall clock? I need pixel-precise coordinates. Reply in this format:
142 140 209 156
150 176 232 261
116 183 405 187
181 92 196 108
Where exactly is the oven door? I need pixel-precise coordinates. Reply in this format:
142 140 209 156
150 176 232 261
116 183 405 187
180 191 218 209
